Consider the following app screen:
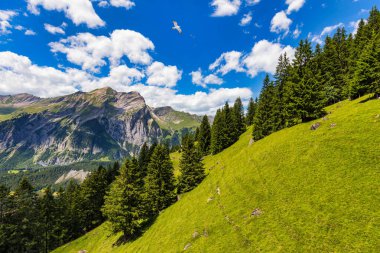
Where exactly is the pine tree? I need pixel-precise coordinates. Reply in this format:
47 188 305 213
253 75 280 140
78 166 110 232
102 159 145 238
138 143 150 178
351 32 380 98
178 135 205 193
144 145 176 216
232 97 246 138
198 115 211 155
211 109 223 154
275 53 291 128
245 97 256 126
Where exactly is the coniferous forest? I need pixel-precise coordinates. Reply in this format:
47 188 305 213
0 7 379 253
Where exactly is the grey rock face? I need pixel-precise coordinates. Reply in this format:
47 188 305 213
0 88 200 168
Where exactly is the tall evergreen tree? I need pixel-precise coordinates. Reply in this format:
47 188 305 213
232 97 246 138
144 145 176 216
245 97 257 126
138 143 150 178
211 109 223 154
253 75 280 140
102 159 145 239
198 115 212 155
178 135 205 193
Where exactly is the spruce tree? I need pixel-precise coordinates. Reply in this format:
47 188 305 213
232 97 246 138
138 143 150 178
198 115 211 155
245 97 256 126
211 109 223 154
253 75 280 140
144 145 176 216
178 135 205 193
102 159 145 238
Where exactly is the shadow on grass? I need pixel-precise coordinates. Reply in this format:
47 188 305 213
359 94 379 103
112 215 159 247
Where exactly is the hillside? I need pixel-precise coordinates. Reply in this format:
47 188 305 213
54 96 380 252
0 88 201 169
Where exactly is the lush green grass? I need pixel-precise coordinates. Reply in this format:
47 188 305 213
54 96 380 252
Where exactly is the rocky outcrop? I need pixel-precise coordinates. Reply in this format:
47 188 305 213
0 87 201 168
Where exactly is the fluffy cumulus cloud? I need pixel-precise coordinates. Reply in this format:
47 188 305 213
0 10 17 35
49 29 155 72
0 51 79 97
209 51 244 75
240 12 252 26
286 0 306 14
26 0 105 28
309 23 344 44
44 23 66 35
209 40 295 78
146 62 182 88
270 11 292 35
97 0 135 10
211 0 241 17
190 69 223 88
25 29 36 36
0 51 250 115
243 40 295 77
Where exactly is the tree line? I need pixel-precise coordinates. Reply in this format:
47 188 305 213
253 7 380 141
0 136 206 252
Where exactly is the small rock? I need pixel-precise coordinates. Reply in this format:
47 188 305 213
184 243 192 251
207 197 214 203
330 123 337 128
249 138 254 146
177 195 181 201
192 231 199 238
78 250 87 253
310 122 321 130
251 208 262 217
216 187 221 195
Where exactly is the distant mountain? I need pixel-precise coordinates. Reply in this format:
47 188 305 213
0 87 201 169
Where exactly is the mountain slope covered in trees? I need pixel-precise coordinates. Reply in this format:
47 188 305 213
54 96 380 252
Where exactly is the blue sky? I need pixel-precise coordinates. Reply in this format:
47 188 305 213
0 0 376 114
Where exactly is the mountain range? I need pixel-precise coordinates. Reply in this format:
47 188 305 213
0 87 201 169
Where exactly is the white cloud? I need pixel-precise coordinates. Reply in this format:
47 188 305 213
0 51 79 97
246 0 260 5
293 25 301 38
98 1 109 7
270 11 292 35
211 0 241 17
14 25 24 31
243 39 295 77
26 0 105 28
25 29 36 36
0 51 250 115
349 19 365 35
239 12 252 26
209 51 244 75
286 0 305 14
97 0 135 10
44 23 66 34
190 69 223 88
310 23 344 44
49 29 155 72
0 10 17 35
110 0 135 10
146 62 182 88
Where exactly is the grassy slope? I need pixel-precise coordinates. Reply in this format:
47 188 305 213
54 97 380 252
